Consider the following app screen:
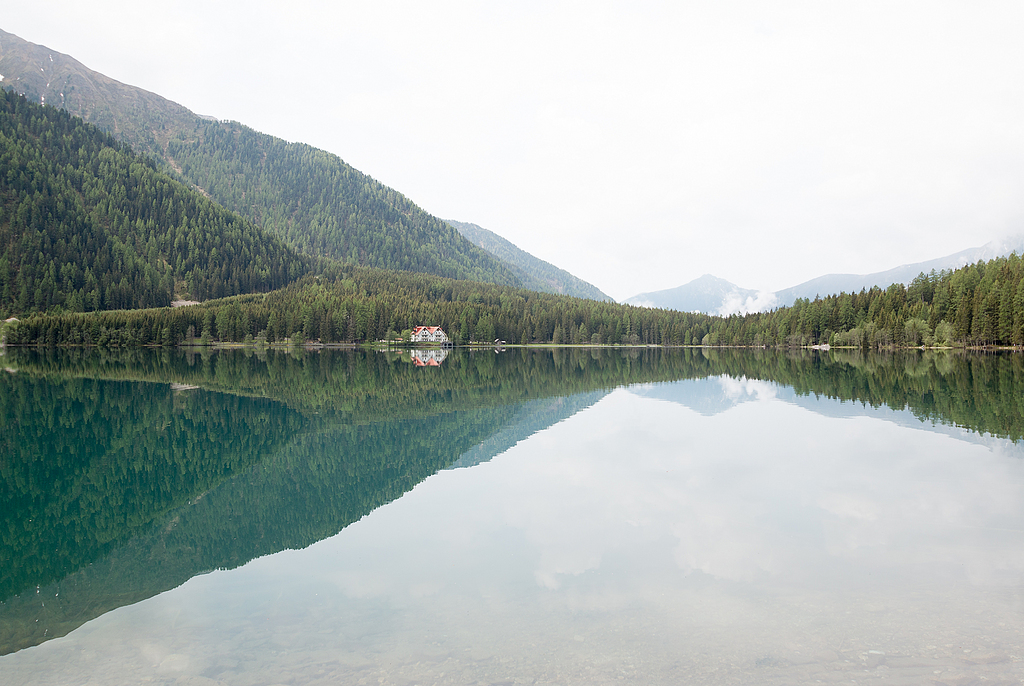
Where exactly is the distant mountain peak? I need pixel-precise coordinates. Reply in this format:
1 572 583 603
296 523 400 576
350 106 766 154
624 274 776 315
773 233 1024 307
624 234 1024 316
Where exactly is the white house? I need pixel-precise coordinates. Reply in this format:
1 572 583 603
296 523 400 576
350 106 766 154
410 326 448 343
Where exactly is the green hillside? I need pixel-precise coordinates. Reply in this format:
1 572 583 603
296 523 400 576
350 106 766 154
165 122 520 283
0 29 520 287
0 89 309 318
447 219 612 301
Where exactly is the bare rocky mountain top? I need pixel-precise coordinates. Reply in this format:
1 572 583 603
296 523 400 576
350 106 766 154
0 28 201 156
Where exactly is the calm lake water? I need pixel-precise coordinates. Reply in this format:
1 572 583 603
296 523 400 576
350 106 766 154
2 347 1024 685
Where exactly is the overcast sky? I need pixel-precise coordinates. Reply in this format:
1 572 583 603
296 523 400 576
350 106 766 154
6 2 1024 300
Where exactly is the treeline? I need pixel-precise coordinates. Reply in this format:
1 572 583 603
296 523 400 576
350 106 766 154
5 346 704 422
9 251 1024 350
718 254 1024 348
165 121 521 286
4 263 715 347
0 89 310 318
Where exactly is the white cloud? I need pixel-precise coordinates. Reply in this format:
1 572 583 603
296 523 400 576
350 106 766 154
717 289 779 316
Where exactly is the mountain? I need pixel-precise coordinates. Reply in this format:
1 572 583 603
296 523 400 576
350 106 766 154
772 235 1024 307
447 220 612 301
0 29 200 158
625 235 1024 316
0 89 310 318
623 274 774 315
0 28 519 288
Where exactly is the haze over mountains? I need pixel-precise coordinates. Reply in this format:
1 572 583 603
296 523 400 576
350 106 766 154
625 235 1024 315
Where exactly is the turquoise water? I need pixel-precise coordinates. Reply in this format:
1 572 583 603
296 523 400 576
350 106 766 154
2 348 1023 684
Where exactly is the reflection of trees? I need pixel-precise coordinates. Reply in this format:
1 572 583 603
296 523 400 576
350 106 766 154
693 348 1024 442
0 347 698 654
0 374 306 604
3 347 703 420
4 347 1023 655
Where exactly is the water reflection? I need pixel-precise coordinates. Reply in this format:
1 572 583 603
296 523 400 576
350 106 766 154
409 348 448 366
2 348 1024 683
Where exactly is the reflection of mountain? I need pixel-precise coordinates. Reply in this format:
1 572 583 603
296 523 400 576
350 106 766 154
0 407 503 654
0 374 306 602
448 391 609 469
6 347 1024 656
634 376 1024 456
1 348 690 655
630 350 1024 451
630 377 765 416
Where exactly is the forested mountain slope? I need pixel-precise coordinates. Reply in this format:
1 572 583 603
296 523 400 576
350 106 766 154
0 90 309 318
447 219 611 301
0 28 199 158
165 123 519 283
0 29 520 287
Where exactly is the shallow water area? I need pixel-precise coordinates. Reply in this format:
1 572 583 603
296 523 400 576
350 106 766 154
2 348 1024 684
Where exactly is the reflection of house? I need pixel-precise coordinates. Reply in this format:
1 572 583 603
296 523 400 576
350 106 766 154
410 326 448 343
411 349 448 367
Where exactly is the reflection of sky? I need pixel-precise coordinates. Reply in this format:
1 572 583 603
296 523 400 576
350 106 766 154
301 382 1024 594
6 378 1024 683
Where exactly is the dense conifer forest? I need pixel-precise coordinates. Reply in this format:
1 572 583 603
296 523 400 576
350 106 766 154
6 252 1024 349
0 90 309 317
164 121 520 285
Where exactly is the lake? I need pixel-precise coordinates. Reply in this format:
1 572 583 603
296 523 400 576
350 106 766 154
2 347 1023 685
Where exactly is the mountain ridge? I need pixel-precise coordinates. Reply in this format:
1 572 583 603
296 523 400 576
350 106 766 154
0 28 520 289
624 274 770 315
446 220 612 301
624 235 1024 314
773 234 1024 307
